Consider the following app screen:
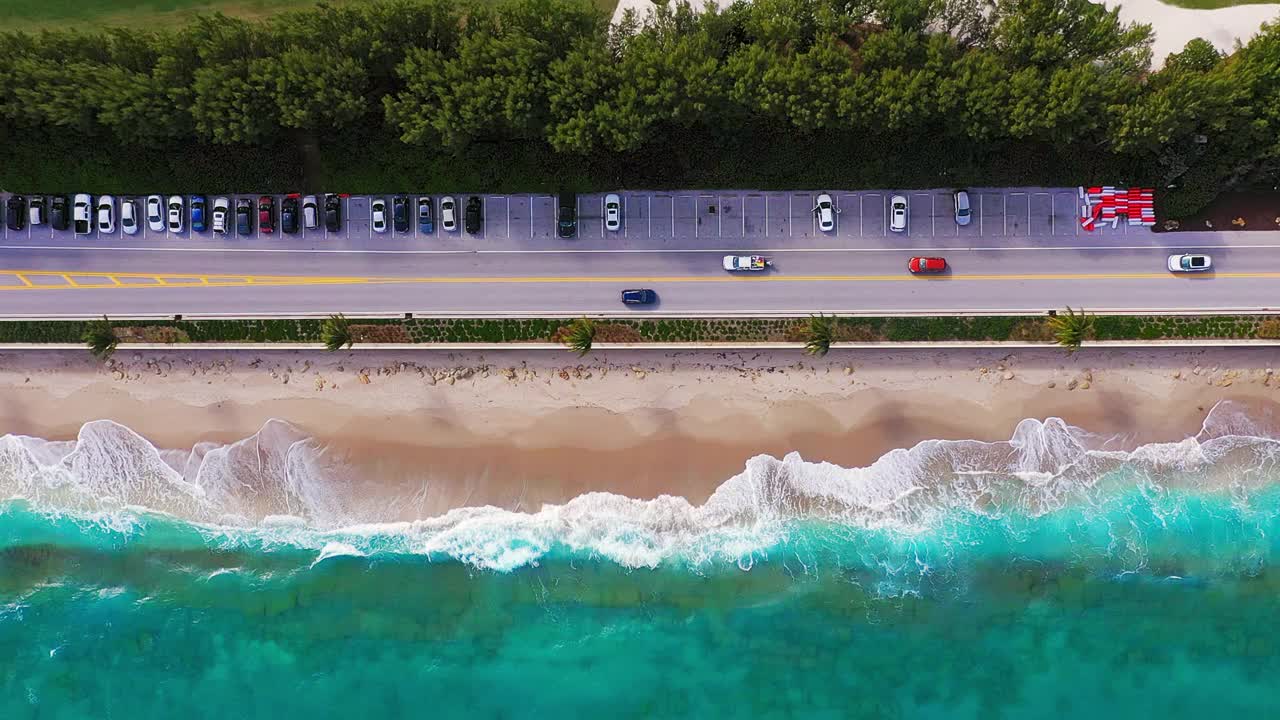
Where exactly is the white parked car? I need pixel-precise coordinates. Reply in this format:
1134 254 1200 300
121 198 139 235
954 190 972 226
604 193 621 232
440 196 457 232
371 198 388 233
1168 254 1212 272
73 193 92 235
96 195 116 234
815 193 835 232
167 195 184 233
302 195 318 229
146 195 164 232
212 197 230 235
889 195 908 233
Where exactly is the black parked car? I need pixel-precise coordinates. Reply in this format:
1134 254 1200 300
324 193 342 232
236 198 253 236
465 195 482 234
621 288 657 305
393 196 409 233
557 191 576 238
6 194 26 231
281 195 299 234
50 195 69 231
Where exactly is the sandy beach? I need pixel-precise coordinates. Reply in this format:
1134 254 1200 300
1 346 1277 518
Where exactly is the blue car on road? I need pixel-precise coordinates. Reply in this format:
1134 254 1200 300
621 289 657 305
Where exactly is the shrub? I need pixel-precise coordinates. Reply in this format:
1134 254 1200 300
1048 308 1095 353
321 314 354 351
83 316 119 360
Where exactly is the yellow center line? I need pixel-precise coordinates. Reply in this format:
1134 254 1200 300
0 269 1275 291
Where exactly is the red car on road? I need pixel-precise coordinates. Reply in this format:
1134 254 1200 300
258 195 276 234
909 257 947 274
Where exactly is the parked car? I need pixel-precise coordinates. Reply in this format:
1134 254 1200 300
73 194 92 235
621 289 657 305
890 195 908 232
605 193 621 232
324 193 341 232
440 196 457 232
557 192 576 238
236 198 253 235
371 198 388 233
465 196 482 234
953 190 972 226
5 195 24 231
50 195 68 231
212 197 230 235
97 195 116 234
258 195 275 234
27 195 46 226
302 195 318 230
281 195 299 234
908 256 947 274
815 193 835 232
393 196 409 233
1168 254 1212 272
121 198 140 235
167 195 184 233
190 195 207 233
418 197 434 233
146 195 164 232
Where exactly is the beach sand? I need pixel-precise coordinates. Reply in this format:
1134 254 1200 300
0 347 1276 516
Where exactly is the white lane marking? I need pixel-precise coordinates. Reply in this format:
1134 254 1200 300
0 243 1270 256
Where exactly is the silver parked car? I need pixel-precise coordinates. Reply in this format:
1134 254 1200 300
121 198 139 235
96 195 116 234
604 193 621 232
953 190 972 226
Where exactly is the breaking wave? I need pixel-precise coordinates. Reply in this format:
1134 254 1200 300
3 401 1280 573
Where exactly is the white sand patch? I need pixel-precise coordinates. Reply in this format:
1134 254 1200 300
611 0 1280 67
1101 0 1280 63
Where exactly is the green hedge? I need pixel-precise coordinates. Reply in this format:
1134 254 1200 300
7 315 1280 347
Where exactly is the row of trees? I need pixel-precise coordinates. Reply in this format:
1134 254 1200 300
0 0 1277 213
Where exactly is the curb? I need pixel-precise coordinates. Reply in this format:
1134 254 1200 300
3 309 1280 320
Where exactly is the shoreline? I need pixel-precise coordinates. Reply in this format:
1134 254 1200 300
1 347 1276 517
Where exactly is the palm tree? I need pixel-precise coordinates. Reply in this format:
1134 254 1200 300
83 315 118 360
321 313 354 351
563 317 595 356
804 314 835 357
1048 307 1094 353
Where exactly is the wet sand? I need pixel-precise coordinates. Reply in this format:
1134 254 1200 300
0 347 1275 515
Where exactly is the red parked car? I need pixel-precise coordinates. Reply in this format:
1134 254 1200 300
258 195 276 234
908 257 947 274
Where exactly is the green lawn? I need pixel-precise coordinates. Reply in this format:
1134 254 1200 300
0 0 621 32
1158 0 1280 8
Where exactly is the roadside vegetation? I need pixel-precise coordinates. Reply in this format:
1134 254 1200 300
6 315 1280 354
0 0 1277 216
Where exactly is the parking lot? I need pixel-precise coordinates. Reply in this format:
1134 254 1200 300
0 188 1148 253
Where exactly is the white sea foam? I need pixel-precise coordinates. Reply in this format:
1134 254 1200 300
2 401 1279 570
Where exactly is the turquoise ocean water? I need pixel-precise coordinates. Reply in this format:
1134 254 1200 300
3 402 1280 718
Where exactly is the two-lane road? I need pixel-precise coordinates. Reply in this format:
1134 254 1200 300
1 239 1278 316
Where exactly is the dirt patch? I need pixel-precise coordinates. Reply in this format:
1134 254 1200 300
1156 191 1280 232
1008 319 1054 342
351 324 412 343
550 323 642 344
115 326 190 343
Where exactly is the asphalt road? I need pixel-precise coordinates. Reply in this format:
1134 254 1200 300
2 237 1279 316
2 187 1277 317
